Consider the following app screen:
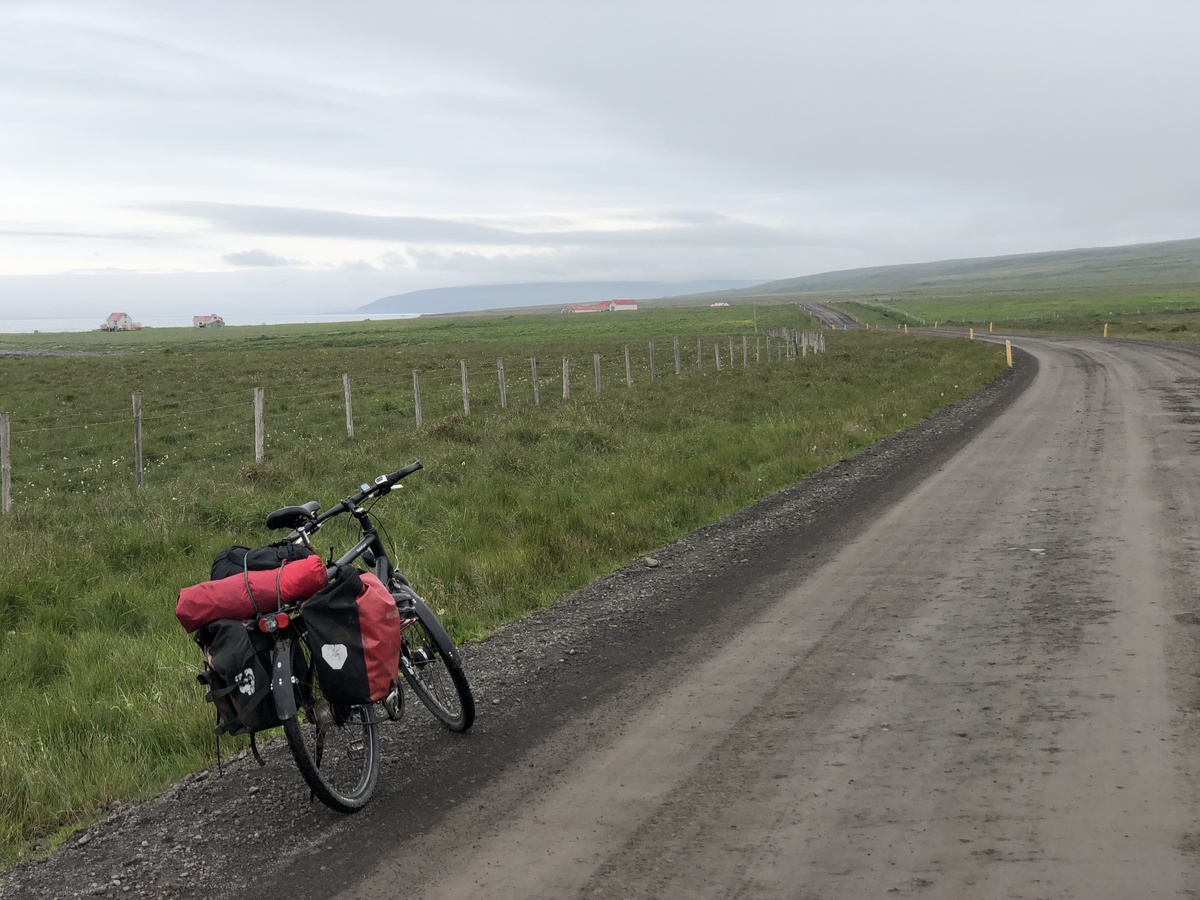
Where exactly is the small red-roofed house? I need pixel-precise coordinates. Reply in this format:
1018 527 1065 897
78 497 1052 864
101 312 140 331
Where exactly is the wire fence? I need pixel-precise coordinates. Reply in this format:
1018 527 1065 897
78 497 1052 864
0 329 825 513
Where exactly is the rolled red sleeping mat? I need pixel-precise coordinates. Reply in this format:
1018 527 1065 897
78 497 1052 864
176 555 328 633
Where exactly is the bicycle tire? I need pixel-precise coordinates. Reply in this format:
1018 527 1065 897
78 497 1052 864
400 601 475 732
282 635 380 812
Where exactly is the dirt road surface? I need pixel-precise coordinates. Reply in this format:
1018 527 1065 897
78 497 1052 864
7 335 1200 899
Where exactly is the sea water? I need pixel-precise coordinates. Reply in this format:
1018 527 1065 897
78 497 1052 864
0 312 420 335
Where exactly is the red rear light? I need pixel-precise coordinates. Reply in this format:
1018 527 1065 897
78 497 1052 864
258 613 291 633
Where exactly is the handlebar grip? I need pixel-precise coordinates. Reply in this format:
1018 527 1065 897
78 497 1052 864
388 460 423 483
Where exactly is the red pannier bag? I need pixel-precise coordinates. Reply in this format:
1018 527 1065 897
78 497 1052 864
176 555 328 633
300 567 402 705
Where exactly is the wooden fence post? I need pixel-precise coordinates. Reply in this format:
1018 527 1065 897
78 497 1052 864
729 337 734 368
624 345 632 387
742 335 748 368
253 387 264 462
460 360 470 414
132 391 143 488
498 358 507 409
715 343 722 371
412 371 423 429
649 342 657 380
697 337 703 371
0 412 10 515
756 336 761 364
562 357 570 399
342 373 355 438
594 353 602 394
531 358 540 406
674 337 681 375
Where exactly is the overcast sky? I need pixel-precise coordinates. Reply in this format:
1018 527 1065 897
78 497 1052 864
1 0 1197 319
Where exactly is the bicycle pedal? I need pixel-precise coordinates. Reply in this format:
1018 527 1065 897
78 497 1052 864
382 686 405 722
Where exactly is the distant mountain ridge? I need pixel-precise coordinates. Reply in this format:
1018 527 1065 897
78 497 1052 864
717 238 1200 300
359 280 759 315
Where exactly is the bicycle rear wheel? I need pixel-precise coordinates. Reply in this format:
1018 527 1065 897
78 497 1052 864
282 635 379 812
400 602 475 732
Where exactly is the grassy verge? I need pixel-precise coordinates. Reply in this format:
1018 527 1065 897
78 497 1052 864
0 317 1007 867
835 290 1200 339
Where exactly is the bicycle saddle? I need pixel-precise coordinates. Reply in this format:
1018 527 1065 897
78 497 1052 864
266 500 320 530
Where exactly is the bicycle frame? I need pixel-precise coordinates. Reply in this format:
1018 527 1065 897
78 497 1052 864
269 466 425 722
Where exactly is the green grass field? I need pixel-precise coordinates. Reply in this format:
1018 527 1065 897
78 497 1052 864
834 290 1200 339
0 307 1007 866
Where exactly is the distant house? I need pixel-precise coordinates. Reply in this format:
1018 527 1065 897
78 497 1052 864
192 314 225 328
709 302 730 307
560 299 639 314
101 312 141 331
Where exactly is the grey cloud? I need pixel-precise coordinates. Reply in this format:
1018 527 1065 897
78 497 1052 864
151 201 795 250
0 228 157 241
223 249 302 267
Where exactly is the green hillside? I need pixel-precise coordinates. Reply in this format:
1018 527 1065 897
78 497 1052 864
709 238 1200 301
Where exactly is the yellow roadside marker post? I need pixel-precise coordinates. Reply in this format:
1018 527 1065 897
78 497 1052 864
989 322 993 333
969 327 974 340
1006 340 1013 367
1104 323 1109 338
934 321 938 329
904 323 908 334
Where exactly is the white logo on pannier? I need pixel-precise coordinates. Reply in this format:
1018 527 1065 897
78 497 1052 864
322 644 349 670
237 668 255 696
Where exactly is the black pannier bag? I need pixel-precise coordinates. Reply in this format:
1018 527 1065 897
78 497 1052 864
194 619 284 737
301 566 402 708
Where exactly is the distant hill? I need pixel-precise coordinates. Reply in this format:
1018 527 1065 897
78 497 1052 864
359 280 759 315
709 238 1200 301
358 239 1200 317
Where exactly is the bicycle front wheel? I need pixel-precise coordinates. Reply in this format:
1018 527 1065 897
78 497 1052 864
282 635 380 813
400 600 475 733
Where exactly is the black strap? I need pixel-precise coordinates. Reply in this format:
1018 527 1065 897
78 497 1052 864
214 708 224 776
242 554 288 616
249 733 266 767
242 553 260 617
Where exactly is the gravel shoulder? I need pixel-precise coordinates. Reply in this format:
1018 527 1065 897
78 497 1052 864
0 349 1035 900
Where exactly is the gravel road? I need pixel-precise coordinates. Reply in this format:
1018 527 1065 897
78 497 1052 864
7 334 1200 899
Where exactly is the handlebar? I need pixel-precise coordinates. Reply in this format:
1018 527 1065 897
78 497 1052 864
317 460 422 522
278 461 422 543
